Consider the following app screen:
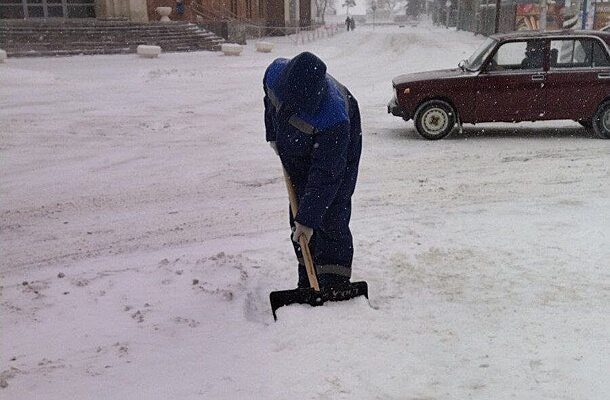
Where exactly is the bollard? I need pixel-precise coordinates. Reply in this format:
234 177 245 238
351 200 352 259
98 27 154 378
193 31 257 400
137 45 162 58
255 41 274 53
221 43 243 56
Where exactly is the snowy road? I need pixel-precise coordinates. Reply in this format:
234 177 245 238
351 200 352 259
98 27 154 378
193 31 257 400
1 24 609 399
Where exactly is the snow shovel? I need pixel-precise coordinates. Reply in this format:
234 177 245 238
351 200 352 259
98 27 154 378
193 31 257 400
269 169 368 321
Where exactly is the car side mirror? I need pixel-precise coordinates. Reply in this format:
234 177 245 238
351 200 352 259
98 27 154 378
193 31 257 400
458 60 465 70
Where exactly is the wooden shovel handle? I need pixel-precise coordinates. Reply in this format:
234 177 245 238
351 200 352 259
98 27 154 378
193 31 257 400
283 169 320 292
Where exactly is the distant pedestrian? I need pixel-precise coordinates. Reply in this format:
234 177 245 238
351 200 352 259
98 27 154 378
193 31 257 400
345 16 352 31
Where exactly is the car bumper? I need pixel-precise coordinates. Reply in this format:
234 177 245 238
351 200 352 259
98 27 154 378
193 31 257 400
387 96 410 120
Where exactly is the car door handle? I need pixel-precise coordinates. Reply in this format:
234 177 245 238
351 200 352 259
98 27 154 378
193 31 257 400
598 73 610 80
531 74 545 82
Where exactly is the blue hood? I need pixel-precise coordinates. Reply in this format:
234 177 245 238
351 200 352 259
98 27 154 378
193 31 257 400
273 52 328 114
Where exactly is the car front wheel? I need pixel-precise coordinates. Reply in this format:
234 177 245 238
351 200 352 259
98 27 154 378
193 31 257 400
414 100 457 140
592 101 610 139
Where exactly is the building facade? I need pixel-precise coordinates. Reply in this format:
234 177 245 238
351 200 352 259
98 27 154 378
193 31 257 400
0 0 312 27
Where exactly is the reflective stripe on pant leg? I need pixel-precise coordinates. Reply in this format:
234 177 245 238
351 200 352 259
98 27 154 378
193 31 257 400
316 264 351 278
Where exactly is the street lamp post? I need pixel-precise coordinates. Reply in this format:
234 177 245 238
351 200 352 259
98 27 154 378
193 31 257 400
494 0 501 33
539 0 548 31
581 0 589 29
371 1 377 30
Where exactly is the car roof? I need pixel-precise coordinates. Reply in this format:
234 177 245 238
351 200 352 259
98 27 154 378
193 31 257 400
490 30 610 42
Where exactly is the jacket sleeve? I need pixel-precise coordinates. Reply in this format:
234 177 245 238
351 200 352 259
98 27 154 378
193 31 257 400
263 76 276 143
295 121 350 230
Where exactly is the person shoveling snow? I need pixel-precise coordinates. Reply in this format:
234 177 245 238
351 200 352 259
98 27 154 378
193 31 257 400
263 52 368 319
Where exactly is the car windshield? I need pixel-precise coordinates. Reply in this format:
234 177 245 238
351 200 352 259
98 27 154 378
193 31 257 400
464 38 497 71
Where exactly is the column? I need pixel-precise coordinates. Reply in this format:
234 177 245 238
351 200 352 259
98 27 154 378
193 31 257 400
129 0 149 22
95 0 148 21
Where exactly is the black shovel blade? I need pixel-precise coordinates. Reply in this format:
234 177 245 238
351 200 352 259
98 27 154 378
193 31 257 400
270 281 368 321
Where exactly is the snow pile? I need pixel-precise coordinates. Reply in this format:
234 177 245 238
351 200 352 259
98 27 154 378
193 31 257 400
1 23 609 400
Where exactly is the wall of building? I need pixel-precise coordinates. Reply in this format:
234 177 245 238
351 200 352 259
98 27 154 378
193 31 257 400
299 0 310 26
263 0 282 26
195 0 265 21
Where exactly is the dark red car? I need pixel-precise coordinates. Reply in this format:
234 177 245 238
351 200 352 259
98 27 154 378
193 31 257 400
388 30 610 139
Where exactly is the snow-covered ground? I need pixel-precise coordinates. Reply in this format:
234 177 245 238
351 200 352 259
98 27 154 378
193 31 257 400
1 24 609 399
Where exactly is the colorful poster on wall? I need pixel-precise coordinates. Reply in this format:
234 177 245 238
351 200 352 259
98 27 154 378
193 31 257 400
515 2 565 30
516 4 541 30
594 3 610 30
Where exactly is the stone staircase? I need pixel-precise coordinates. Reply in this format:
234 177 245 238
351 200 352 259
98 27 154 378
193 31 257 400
0 18 225 57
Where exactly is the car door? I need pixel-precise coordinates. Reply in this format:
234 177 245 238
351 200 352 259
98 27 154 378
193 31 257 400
475 39 547 123
543 38 610 121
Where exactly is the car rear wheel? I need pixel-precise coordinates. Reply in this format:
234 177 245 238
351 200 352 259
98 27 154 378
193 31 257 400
414 100 457 140
592 101 610 139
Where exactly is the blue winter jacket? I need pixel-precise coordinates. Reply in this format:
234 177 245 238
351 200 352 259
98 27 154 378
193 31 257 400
263 53 362 230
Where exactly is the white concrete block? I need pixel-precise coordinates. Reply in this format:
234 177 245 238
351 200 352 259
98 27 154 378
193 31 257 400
255 41 274 53
0 49 7 63
137 45 162 58
221 43 243 56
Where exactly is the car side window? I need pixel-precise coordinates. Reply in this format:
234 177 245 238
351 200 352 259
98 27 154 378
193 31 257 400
592 41 610 67
487 40 544 72
550 39 609 68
